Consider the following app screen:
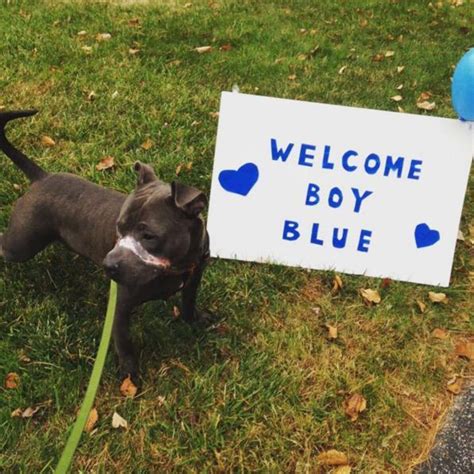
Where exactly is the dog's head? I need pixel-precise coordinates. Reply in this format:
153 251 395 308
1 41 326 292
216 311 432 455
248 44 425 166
103 161 207 287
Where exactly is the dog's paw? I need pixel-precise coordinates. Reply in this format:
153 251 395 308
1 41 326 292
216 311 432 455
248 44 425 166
118 359 139 388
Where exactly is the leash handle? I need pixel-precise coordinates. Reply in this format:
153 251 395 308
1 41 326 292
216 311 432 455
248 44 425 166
55 281 117 474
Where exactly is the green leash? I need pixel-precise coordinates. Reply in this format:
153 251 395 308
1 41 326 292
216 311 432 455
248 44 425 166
55 281 118 474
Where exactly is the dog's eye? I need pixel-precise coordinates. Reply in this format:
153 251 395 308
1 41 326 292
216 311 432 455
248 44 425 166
142 232 156 241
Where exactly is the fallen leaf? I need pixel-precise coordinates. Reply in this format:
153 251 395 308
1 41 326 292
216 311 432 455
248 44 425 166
5 372 20 389
172 305 181 319
396 84 404 90
360 288 381 305
157 395 166 406
317 449 348 466
11 408 23 417
334 466 352 474
325 323 338 339
209 111 219 119
288 74 297 80
359 18 368 28
141 138 153 150
297 53 307 61
457 230 465 241
96 155 115 171
391 95 403 102
344 393 367 421
397 105 405 113
18 351 31 362
415 300 427 315
195 46 212 54
167 59 181 66
332 274 343 294
40 135 55 147
432 328 449 340
120 375 138 398
111 90 119 99
129 48 140 55
338 65 348 75
372 53 385 62
428 291 448 304
447 377 462 395
77 30 87 37
381 278 392 289
84 407 98 432
397 65 405 73
22 406 40 418
417 91 432 101
385 50 395 57
96 33 111 42
128 18 140 27
175 164 183 175
87 90 96 101
219 43 232 52
186 162 193 171
81 45 92 53
112 411 128 429
417 101 436 111
455 341 474 360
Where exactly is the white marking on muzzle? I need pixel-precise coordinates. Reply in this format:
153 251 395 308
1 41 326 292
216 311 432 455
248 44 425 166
117 235 170 268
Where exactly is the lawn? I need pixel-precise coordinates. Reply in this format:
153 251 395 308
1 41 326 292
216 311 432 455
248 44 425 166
0 0 472 472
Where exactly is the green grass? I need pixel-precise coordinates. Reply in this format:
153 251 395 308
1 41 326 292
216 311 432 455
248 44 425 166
0 0 472 472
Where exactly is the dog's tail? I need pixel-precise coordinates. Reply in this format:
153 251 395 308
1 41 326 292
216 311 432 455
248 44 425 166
0 110 47 182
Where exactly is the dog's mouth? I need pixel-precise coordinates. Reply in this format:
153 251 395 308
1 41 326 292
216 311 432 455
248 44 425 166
117 235 171 269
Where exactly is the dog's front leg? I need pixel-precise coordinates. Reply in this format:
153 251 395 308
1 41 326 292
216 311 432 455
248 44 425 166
113 285 139 383
181 262 215 326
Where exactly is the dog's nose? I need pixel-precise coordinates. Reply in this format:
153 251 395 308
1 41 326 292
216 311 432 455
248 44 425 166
103 254 121 278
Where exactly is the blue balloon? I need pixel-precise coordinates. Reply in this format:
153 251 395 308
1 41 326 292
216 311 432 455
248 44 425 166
452 48 474 121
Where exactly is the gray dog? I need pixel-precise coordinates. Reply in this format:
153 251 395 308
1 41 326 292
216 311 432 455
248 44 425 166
0 110 213 384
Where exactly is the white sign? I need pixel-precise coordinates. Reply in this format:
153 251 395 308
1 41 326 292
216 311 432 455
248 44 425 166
207 92 472 286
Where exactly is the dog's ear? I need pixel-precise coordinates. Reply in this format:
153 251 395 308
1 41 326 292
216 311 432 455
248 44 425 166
134 161 157 185
171 181 207 217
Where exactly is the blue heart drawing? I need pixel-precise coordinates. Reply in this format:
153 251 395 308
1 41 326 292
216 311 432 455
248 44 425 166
415 223 440 248
218 162 259 196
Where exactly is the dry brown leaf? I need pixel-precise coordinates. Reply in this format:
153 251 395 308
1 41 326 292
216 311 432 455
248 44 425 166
457 230 465 241
129 48 140 55
396 84 404 90
428 291 448 304
87 90 96 101
288 74 297 80
172 305 181 319
209 111 219 119
416 300 427 313
359 18 368 28
432 328 449 340
11 408 23 417
175 163 183 176
77 30 87 37
128 18 140 27
417 101 436 111
21 406 40 418
220 44 232 52
195 46 212 54
96 33 111 42
325 323 338 339
96 156 115 171
397 105 405 113
120 375 138 398
5 372 20 389
360 288 381 305
186 162 193 171
447 377 462 395
40 135 55 147
385 50 395 57
372 53 385 62
338 65 347 75
334 466 352 474
455 341 474 360
391 95 403 102
317 449 348 466
397 65 405 73
112 411 128 429
344 393 367 421
84 407 98 432
81 46 92 53
418 91 432 101
332 274 343 293
141 138 153 150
